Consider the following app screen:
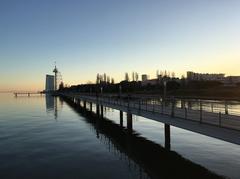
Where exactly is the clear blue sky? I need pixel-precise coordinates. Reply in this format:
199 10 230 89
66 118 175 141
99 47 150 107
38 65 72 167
1 0 240 91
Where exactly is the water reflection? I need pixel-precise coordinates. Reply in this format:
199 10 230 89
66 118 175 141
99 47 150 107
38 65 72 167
63 97 224 179
45 94 63 120
45 94 54 112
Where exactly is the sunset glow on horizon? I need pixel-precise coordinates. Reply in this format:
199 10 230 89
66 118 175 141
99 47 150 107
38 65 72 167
1 0 240 91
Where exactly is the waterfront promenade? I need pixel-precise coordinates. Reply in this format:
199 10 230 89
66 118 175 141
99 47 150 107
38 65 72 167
59 93 240 145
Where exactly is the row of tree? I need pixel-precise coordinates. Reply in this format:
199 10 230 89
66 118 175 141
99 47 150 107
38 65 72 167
96 73 115 84
96 70 181 84
59 70 227 95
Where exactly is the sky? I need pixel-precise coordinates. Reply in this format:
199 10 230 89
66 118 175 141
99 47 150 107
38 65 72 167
0 0 240 91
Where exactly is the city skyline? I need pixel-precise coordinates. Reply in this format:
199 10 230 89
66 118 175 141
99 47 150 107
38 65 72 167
1 0 240 91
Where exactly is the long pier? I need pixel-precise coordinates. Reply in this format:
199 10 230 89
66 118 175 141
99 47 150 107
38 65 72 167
59 93 240 145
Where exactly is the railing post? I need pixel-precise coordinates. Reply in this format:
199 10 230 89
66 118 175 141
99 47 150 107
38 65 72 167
152 100 155 113
100 105 104 118
120 111 123 127
146 100 147 111
96 104 100 116
138 100 141 111
164 124 171 150
90 102 92 111
161 100 164 114
171 97 175 117
219 112 222 127
200 101 202 123
185 107 187 119
127 112 133 131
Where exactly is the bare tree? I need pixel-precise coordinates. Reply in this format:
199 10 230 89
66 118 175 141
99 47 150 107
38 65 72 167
103 73 107 83
171 72 175 78
59 82 64 90
99 75 103 83
160 70 164 77
125 72 129 81
167 71 170 77
135 72 139 82
96 73 100 84
132 72 135 81
164 70 167 77
156 70 159 79
111 78 115 84
107 76 110 84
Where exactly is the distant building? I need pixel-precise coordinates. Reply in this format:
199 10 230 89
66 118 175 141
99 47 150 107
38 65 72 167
186 71 240 85
45 75 55 92
187 71 225 81
142 74 148 81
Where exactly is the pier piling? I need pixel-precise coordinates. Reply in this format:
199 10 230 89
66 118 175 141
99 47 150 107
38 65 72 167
120 111 123 127
164 124 171 150
127 113 133 130
100 105 104 118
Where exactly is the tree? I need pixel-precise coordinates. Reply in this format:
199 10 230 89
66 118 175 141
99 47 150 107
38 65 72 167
132 72 135 81
103 73 107 83
59 82 64 90
125 72 129 81
111 78 115 84
160 70 164 77
164 70 167 77
99 75 103 83
156 70 159 79
135 72 139 82
167 71 170 77
107 76 110 84
96 73 100 84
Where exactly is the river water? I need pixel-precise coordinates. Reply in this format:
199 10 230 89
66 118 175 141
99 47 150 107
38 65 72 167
0 93 239 179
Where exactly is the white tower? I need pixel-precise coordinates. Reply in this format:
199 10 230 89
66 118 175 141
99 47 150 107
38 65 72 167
53 62 58 91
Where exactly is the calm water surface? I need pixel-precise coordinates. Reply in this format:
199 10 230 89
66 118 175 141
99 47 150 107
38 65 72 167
0 93 239 179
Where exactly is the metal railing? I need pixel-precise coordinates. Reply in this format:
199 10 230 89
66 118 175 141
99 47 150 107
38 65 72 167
63 93 240 131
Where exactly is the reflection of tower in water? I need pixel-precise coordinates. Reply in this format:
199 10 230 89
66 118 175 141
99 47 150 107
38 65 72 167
46 95 62 120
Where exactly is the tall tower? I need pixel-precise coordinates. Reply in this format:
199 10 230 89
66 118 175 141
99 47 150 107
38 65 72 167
53 62 58 91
